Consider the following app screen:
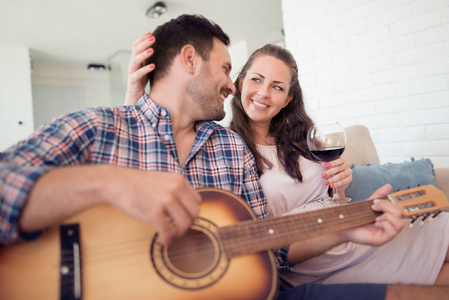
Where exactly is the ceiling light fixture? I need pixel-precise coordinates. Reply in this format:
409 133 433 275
146 1 167 19
87 64 107 72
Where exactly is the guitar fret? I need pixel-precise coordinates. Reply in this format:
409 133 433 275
218 184 447 260
219 199 382 258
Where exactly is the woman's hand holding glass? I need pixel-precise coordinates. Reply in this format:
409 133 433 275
319 157 352 201
307 122 351 206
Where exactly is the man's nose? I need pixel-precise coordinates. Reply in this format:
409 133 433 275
227 77 236 96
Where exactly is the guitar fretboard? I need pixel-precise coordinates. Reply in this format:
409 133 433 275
218 199 379 258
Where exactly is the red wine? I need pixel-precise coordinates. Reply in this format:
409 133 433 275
311 147 345 162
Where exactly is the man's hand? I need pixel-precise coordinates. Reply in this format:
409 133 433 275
343 184 405 246
21 165 201 247
109 168 202 246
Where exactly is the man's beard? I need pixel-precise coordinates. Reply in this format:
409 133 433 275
187 65 226 122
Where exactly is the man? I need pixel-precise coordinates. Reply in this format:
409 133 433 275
0 14 446 300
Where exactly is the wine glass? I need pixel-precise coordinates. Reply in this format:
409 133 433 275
307 122 351 206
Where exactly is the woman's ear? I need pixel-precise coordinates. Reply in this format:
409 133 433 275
180 44 198 74
283 95 294 108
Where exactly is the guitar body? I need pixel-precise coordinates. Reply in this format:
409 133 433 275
0 188 278 300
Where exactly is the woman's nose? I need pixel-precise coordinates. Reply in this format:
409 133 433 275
257 85 269 98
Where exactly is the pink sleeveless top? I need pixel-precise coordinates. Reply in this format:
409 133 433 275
258 145 449 285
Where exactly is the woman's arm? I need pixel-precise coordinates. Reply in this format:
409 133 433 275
124 32 156 105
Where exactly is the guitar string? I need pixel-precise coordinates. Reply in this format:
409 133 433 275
73 201 379 263
61 189 436 279
220 201 379 256
153 189 437 260
190 201 375 258
72 199 423 266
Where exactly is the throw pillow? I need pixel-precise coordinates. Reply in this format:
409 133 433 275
345 157 436 201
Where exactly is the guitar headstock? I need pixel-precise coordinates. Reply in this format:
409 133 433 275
388 184 448 226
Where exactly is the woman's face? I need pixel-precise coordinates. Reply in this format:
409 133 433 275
240 55 293 127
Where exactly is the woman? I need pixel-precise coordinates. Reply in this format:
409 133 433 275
124 33 449 287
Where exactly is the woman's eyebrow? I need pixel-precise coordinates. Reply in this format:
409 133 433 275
252 72 264 78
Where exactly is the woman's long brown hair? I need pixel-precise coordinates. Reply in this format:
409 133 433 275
230 44 316 181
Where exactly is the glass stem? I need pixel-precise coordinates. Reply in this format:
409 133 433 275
332 187 340 200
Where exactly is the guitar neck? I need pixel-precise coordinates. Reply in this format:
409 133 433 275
219 199 378 258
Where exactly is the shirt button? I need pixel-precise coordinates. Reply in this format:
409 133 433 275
161 110 167 117
164 134 170 141
151 122 156 128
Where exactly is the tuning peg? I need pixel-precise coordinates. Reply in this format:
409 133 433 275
429 210 443 222
429 211 442 222
420 213 431 225
420 216 426 226
409 216 418 228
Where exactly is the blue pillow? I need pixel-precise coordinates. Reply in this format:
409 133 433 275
346 157 437 201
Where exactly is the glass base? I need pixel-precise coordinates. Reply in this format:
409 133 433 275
323 197 351 207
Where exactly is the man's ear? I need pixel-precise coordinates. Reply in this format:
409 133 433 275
180 45 199 74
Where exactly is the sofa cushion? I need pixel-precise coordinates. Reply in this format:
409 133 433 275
346 157 437 201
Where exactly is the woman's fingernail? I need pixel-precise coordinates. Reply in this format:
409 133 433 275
331 184 335 188
149 36 155 42
325 163 331 168
321 173 327 178
147 48 153 54
148 63 155 69
146 31 152 36
324 181 330 185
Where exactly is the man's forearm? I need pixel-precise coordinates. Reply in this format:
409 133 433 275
19 165 115 232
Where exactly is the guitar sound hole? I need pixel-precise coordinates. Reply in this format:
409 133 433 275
167 229 216 274
151 217 229 289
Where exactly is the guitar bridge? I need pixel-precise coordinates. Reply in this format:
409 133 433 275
60 224 82 300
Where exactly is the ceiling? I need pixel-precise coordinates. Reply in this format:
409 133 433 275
1 0 284 68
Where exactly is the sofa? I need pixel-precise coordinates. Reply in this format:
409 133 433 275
341 125 449 201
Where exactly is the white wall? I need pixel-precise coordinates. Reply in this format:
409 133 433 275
24 39 250 133
0 46 34 151
31 62 113 129
218 39 250 127
282 0 449 168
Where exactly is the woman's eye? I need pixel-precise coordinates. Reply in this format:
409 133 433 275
273 85 284 91
251 78 261 83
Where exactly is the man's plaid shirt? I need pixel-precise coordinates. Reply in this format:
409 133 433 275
0 95 289 269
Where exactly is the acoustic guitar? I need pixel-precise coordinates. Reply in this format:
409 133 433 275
0 185 447 300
